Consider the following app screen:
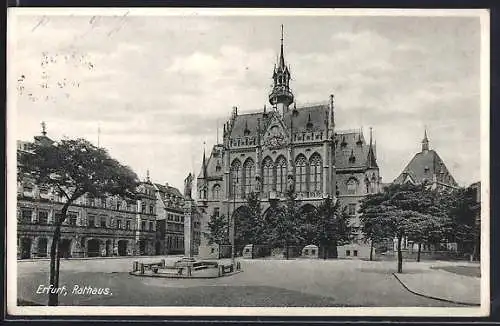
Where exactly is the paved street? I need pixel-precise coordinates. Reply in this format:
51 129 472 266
17 257 479 307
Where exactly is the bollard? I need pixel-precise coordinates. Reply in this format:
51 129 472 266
140 263 145 275
133 261 138 272
218 265 223 277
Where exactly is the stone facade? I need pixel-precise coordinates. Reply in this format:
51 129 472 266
154 183 186 254
196 30 381 258
16 132 182 259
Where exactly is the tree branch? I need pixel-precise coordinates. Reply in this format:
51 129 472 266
56 184 70 201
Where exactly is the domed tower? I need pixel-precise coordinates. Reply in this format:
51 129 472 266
269 25 294 116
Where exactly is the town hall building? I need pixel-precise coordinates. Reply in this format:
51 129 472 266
196 28 381 259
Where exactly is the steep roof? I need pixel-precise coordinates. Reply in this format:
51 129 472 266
334 130 375 170
229 104 328 138
394 149 458 186
154 183 183 198
197 145 224 180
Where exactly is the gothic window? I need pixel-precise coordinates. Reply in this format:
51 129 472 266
262 156 274 195
295 155 308 194
276 156 287 195
347 178 358 195
243 158 255 197
309 153 322 194
212 184 221 200
230 159 241 198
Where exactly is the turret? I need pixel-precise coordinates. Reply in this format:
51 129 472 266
268 25 294 116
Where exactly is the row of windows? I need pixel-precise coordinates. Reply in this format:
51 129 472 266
167 223 183 232
229 154 324 198
167 213 184 222
345 250 358 257
167 236 184 249
20 186 156 213
19 208 155 231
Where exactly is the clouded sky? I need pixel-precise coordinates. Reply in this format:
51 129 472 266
10 9 485 191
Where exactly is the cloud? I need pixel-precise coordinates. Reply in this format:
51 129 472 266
11 13 482 190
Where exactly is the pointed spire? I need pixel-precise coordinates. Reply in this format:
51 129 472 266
367 127 378 169
422 127 430 151
279 24 285 69
202 142 207 178
146 169 150 182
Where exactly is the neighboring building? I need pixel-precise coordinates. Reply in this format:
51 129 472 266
196 28 381 258
16 126 180 259
393 130 458 190
154 182 186 254
391 130 461 255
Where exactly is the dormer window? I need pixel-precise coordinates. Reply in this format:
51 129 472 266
306 113 313 130
341 136 347 148
349 149 356 163
244 121 250 136
356 134 363 146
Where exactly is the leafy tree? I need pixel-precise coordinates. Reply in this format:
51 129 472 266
444 187 481 260
313 197 351 259
358 183 445 273
269 190 305 259
205 212 229 258
234 192 265 253
205 212 228 246
359 192 391 261
18 138 139 306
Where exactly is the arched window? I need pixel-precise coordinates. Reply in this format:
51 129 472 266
276 156 287 195
230 159 241 198
212 184 221 200
347 178 358 195
309 153 322 195
262 157 274 195
295 155 308 194
243 159 255 197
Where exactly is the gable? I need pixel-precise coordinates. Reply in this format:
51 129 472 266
263 111 288 149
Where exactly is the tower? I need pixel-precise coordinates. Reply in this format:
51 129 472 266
269 25 294 115
422 128 430 152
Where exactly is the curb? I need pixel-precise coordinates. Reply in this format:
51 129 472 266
392 272 479 306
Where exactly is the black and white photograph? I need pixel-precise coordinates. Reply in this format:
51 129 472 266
6 8 489 317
